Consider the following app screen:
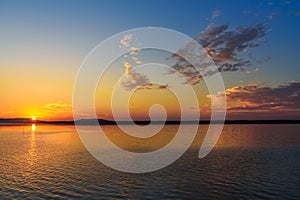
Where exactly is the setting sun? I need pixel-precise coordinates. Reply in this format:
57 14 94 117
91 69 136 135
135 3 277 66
0 1 300 199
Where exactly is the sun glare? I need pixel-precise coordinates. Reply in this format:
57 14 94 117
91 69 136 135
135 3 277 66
31 124 36 131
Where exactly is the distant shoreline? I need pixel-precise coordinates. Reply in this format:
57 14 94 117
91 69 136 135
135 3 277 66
1 118 300 125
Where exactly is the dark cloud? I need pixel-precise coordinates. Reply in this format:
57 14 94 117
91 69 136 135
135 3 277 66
223 81 300 112
136 83 169 91
170 22 269 85
199 81 300 119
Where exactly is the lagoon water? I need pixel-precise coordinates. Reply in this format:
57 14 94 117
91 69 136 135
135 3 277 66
0 124 300 199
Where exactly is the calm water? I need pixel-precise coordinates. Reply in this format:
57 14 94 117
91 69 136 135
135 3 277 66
0 124 300 199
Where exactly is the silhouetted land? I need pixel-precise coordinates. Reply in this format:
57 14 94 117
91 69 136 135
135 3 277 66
1 118 300 125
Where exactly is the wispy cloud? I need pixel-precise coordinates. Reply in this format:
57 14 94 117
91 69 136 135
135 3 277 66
200 23 267 64
120 34 133 47
119 35 169 91
119 21 269 90
211 10 221 19
120 62 150 91
136 83 169 91
169 22 269 85
43 102 72 114
120 61 169 91
2 110 14 116
120 34 141 55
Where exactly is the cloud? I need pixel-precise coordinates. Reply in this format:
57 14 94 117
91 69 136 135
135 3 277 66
119 35 151 91
120 62 150 91
2 110 14 116
136 83 169 91
120 34 141 54
119 34 168 91
120 34 133 47
211 10 221 19
124 62 132 75
198 81 300 119
119 23 269 90
199 22 268 67
120 62 169 91
43 102 72 114
219 81 300 112
169 22 269 85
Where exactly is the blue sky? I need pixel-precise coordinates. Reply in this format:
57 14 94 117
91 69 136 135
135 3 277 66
0 0 300 119
1 0 299 84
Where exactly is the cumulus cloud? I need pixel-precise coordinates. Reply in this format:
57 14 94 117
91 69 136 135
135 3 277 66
170 22 269 85
43 102 72 114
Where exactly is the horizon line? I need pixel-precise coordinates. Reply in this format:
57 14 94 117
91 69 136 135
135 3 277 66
1 118 300 125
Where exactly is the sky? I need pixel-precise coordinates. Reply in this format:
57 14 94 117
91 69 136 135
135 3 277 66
0 0 300 120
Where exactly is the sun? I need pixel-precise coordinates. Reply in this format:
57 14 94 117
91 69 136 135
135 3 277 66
31 116 36 121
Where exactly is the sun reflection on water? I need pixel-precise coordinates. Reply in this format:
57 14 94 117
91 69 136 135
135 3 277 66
28 124 37 174
31 124 36 132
